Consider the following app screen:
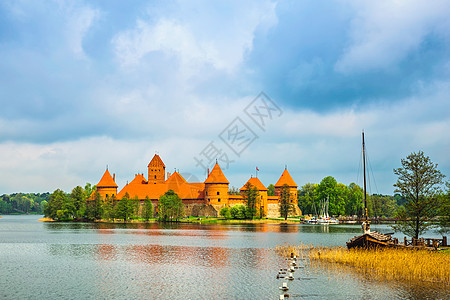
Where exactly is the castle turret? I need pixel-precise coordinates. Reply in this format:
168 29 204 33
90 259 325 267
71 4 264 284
240 176 268 216
274 168 298 203
204 163 229 207
148 154 166 184
96 169 118 199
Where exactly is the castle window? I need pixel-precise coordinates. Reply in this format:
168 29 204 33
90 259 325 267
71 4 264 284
217 191 220 195
218 198 221 202
205 191 208 196
154 175 157 179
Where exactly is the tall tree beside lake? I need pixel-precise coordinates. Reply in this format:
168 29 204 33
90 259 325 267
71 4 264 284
143 196 153 221
115 193 134 222
242 183 259 219
279 184 293 220
392 151 445 239
297 183 319 215
70 186 86 219
158 190 184 222
86 191 103 221
45 189 66 220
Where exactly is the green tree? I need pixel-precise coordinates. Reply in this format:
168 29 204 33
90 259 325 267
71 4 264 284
279 184 293 220
70 186 86 219
84 183 96 199
158 190 184 222
115 193 133 222
45 189 66 220
102 195 114 220
370 194 398 218
40 200 48 214
86 191 103 220
297 183 318 215
267 184 275 196
392 151 445 239
230 205 246 219
346 183 364 216
219 206 231 218
143 196 153 221
242 183 259 219
437 182 450 235
317 176 344 216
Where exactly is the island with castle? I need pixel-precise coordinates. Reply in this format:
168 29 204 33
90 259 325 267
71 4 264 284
91 154 302 218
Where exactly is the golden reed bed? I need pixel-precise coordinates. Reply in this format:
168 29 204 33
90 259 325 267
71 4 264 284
275 243 449 284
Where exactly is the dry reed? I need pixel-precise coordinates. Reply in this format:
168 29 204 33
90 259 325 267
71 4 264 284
275 243 450 285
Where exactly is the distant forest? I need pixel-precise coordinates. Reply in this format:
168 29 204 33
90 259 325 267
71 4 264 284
0 193 50 214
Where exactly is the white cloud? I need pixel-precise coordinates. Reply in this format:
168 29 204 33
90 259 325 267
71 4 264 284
63 3 100 59
335 0 450 73
112 0 277 75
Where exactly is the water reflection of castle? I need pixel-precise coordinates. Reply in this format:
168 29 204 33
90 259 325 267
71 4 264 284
93 154 301 218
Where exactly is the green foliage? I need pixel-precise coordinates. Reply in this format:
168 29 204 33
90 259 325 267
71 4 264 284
45 189 67 220
0 192 49 214
267 184 275 196
297 183 318 215
242 182 259 219
230 205 246 219
279 184 293 220
369 194 397 218
86 191 103 221
437 182 450 235
70 186 86 219
158 190 184 222
102 195 115 221
142 196 153 221
392 151 445 239
219 206 231 218
316 176 346 216
115 193 134 222
346 183 364 216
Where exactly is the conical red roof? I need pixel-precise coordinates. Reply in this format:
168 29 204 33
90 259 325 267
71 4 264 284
240 177 268 191
275 169 297 187
204 163 229 184
166 172 188 185
148 154 165 168
97 169 118 188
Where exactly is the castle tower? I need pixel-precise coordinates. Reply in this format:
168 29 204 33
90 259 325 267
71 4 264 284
274 168 298 204
96 169 118 199
240 176 268 216
204 163 229 207
148 154 166 184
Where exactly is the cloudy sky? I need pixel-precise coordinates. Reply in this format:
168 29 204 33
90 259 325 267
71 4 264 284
1 0 449 195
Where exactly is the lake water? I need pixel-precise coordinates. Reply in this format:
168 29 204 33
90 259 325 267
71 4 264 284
0 215 447 299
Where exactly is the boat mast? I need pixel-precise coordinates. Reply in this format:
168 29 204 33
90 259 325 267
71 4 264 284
363 131 367 221
362 131 370 233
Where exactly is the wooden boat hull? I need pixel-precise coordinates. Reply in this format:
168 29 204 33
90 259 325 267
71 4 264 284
347 232 392 249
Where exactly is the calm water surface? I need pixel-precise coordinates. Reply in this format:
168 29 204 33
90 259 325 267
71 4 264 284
0 215 447 299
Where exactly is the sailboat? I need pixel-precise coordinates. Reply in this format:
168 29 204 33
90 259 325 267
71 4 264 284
346 131 392 248
317 197 339 224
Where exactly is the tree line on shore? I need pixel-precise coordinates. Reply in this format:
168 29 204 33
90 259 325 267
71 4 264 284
2 151 448 239
0 192 49 214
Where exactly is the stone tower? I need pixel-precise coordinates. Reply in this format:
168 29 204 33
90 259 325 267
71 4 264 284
148 154 166 184
204 163 229 208
240 176 268 216
275 168 298 203
96 169 118 199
